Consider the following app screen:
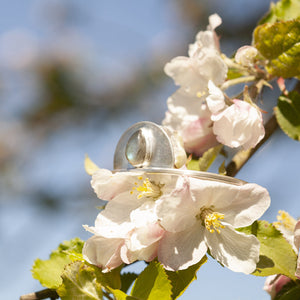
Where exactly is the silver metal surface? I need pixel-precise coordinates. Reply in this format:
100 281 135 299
114 167 246 186
113 121 246 186
114 121 174 169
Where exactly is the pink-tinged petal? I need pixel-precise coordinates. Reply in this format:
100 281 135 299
264 275 291 299
91 169 141 201
127 223 165 252
205 225 260 274
216 183 271 228
158 223 207 271
121 223 164 264
157 176 198 233
120 240 159 264
182 116 219 156
212 100 265 150
185 178 270 228
162 88 218 156
82 235 124 272
264 275 278 298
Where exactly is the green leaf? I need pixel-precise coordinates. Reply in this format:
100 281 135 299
218 160 227 175
186 158 200 171
57 262 122 300
120 272 138 293
238 221 297 279
198 145 223 171
32 238 85 289
130 261 172 300
274 91 300 141
165 256 207 299
254 20 300 78
259 0 300 24
226 68 244 80
102 265 122 290
107 288 138 300
57 261 103 300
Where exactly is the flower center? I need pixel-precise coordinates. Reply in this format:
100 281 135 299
197 207 225 234
131 176 162 200
274 210 296 232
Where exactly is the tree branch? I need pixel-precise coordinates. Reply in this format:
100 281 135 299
226 114 278 177
20 289 59 300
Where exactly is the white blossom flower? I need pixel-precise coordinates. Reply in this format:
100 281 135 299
164 47 227 96
156 176 270 273
164 14 227 97
235 45 258 67
212 99 265 149
206 81 265 149
162 15 228 156
84 168 270 274
162 88 218 156
83 169 178 271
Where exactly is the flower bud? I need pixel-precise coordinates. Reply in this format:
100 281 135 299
235 45 258 67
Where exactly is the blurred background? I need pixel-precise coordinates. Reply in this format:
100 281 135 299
0 0 299 299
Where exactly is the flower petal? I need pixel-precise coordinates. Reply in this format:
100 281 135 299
216 183 270 228
206 80 226 114
205 225 260 274
130 200 158 227
121 223 164 264
91 169 141 201
182 116 218 156
82 235 124 272
189 179 270 228
208 14 222 31
157 176 198 233
121 240 160 264
158 223 207 271
164 56 206 95
212 100 265 150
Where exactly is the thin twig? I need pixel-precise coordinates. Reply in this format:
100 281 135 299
103 290 114 300
226 114 278 177
20 288 59 300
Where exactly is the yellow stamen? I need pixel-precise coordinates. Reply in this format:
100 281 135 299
197 207 225 234
273 210 296 232
197 91 206 98
131 177 162 200
204 212 225 234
